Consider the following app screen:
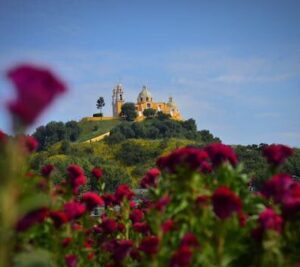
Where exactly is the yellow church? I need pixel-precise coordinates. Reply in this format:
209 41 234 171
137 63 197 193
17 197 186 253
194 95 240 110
112 84 182 120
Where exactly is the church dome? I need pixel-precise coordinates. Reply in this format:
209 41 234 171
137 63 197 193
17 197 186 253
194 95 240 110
137 85 152 103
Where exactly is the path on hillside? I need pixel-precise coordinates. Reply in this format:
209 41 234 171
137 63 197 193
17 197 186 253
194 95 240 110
83 132 110 143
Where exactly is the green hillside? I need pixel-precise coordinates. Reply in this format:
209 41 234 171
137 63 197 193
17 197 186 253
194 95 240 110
77 119 120 142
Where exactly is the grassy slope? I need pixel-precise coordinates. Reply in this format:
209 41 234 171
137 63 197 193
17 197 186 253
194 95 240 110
77 119 121 142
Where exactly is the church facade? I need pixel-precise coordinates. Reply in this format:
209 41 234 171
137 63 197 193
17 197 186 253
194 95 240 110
112 84 182 120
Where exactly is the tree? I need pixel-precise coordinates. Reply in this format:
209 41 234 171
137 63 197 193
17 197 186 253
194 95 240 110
96 97 105 116
120 102 137 121
143 108 156 119
156 111 171 120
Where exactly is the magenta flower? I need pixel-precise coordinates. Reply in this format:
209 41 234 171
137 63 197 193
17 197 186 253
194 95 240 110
204 143 238 168
81 192 104 210
157 147 209 173
212 186 242 219
115 184 134 203
15 207 48 232
169 245 193 267
49 211 68 228
130 209 144 223
7 64 66 126
139 236 160 255
65 254 77 267
41 164 54 177
140 168 160 188
92 167 103 180
64 201 86 220
263 144 293 166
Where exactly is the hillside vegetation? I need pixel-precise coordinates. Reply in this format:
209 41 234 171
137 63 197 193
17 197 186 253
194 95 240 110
30 117 300 192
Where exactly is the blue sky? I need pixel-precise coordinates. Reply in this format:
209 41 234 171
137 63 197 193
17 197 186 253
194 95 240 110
0 0 299 146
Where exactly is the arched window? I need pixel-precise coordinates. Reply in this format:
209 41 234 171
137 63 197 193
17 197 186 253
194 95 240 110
147 103 151 108
120 94 122 100
146 97 149 101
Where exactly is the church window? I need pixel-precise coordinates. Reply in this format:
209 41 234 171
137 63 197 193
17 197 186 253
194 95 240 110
120 94 122 100
146 97 149 101
140 97 143 102
147 103 151 108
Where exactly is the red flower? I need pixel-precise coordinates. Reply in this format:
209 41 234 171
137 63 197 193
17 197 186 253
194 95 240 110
204 143 238 168
262 174 294 203
130 209 144 223
81 192 104 210
101 218 118 233
20 135 39 153
155 194 171 211
92 167 103 180
0 130 7 144
67 164 87 194
102 193 117 207
281 182 300 217
112 240 133 263
65 254 77 267
115 184 134 203
49 211 68 228
41 164 54 177
212 186 242 219
180 233 199 248
238 211 247 227
133 222 151 234
15 207 48 232
140 168 160 188
169 245 193 267
263 144 293 166
195 195 210 206
64 201 86 220
157 147 209 173
6 64 66 126
62 237 73 248
139 236 160 255
161 219 174 233
253 208 283 240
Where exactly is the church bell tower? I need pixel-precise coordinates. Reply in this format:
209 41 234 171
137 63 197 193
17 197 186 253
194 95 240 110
112 84 124 117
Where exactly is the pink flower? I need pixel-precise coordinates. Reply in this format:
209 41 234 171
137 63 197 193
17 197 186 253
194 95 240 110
65 254 77 267
15 207 48 232
115 184 134 203
140 168 160 188
49 211 68 228
157 147 209 173
204 143 238 168
92 167 103 180
212 186 242 219
130 209 144 223
139 236 160 255
81 192 104 210
263 144 293 166
41 164 54 177
169 245 193 267
7 64 66 126
64 201 86 220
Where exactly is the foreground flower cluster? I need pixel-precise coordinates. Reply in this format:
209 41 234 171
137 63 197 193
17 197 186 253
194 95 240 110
0 65 299 267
